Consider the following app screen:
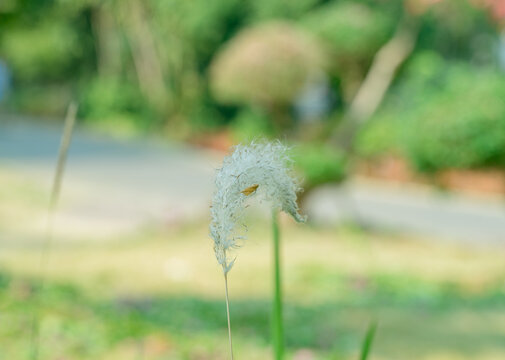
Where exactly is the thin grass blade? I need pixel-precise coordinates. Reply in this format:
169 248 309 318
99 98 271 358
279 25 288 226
29 102 78 360
359 320 378 360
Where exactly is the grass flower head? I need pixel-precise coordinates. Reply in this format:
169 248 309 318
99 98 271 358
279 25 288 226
210 141 306 274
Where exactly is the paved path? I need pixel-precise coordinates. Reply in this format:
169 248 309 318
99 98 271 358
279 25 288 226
304 180 505 245
0 115 220 239
1 115 504 244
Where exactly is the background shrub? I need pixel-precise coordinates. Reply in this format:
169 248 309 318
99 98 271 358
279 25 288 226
292 143 347 189
358 53 505 172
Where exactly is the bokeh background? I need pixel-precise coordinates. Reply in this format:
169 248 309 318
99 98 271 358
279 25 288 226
1 0 505 359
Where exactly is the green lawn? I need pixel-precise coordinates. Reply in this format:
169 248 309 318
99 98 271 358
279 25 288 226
1 170 505 359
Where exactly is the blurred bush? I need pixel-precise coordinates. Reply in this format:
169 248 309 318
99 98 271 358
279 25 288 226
358 53 505 172
302 1 395 103
6 84 72 116
292 143 347 190
303 2 394 66
1 22 80 82
210 22 324 106
404 66 505 172
230 107 275 142
79 77 156 136
356 114 402 160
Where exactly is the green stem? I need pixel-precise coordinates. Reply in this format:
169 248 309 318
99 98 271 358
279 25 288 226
360 320 378 360
224 273 234 360
272 210 284 360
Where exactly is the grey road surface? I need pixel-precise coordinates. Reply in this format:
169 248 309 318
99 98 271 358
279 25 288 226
1 115 504 244
0 115 219 239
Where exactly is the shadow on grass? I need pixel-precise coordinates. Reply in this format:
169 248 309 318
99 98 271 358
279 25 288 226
1 271 505 359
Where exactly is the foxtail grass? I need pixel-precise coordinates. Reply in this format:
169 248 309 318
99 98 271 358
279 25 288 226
29 102 77 360
209 141 305 359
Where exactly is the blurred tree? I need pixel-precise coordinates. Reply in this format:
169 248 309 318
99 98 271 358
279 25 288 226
0 0 503 164
303 1 396 102
91 1 122 78
209 22 325 131
328 0 497 151
326 1 420 150
118 0 168 111
148 0 244 131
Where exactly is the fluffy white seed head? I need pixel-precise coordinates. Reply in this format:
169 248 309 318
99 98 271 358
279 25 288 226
210 141 306 274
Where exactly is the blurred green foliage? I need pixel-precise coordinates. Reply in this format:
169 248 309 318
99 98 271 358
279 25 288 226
230 107 275 142
2 22 80 81
358 53 505 172
405 67 505 172
79 77 156 135
0 0 504 178
303 2 394 66
248 0 320 21
355 114 401 160
292 143 347 188
151 0 243 66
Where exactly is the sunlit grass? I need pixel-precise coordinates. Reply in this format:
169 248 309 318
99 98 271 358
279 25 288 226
1 219 503 299
1 168 505 359
0 169 49 242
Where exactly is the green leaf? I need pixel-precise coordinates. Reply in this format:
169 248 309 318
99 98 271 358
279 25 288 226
359 320 378 360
